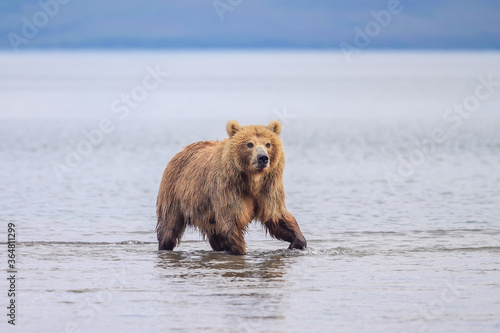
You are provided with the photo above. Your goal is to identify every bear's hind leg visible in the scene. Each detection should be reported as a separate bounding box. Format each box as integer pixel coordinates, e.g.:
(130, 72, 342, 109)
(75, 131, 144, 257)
(158, 231, 179, 251)
(157, 212, 186, 251)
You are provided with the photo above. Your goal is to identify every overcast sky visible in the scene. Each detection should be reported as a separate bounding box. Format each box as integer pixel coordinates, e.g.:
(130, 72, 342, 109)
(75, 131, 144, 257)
(1, 0, 499, 51)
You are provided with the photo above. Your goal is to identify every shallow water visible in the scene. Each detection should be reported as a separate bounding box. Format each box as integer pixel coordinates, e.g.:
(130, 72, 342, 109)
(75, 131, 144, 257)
(1, 51, 500, 332)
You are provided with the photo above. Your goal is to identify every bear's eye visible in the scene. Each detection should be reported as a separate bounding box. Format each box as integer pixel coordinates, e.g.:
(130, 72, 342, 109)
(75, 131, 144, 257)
(247, 142, 254, 148)
(266, 143, 271, 148)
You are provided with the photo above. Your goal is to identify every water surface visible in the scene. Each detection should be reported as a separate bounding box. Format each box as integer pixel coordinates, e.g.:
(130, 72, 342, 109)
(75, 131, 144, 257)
(1, 51, 500, 332)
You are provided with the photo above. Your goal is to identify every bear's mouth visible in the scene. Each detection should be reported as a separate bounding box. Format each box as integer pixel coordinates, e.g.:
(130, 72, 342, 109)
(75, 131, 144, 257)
(252, 163, 269, 171)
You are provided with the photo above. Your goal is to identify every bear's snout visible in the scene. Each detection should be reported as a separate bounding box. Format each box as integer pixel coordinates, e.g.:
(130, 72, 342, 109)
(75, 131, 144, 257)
(257, 154, 269, 166)
(252, 146, 270, 169)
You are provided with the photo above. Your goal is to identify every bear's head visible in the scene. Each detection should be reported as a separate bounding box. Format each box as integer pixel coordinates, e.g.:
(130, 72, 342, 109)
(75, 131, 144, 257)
(225, 120, 284, 175)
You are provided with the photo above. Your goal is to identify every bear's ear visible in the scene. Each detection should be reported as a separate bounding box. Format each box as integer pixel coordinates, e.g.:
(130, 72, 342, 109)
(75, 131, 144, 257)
(267, 120, 282, 135)
(226, 120, 242, 138)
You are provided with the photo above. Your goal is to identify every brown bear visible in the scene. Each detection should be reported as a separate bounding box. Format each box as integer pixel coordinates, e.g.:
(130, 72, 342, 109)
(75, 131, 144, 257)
(156, 120, 306, 255)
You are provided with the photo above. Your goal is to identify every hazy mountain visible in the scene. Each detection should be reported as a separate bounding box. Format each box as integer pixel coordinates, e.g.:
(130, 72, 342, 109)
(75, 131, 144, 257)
(1, 0, 499, 50)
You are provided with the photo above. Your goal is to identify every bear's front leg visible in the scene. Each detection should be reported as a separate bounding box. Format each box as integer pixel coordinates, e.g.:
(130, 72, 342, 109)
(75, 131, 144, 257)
(264, 212, 307, 250)
(224, 229, 247, 255)
(208, 233, 225, 252)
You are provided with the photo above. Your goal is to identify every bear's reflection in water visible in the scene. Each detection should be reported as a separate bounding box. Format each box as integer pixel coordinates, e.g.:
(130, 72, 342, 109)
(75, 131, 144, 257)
(156, 249, 286, 281)
(156, 249, 289, 328)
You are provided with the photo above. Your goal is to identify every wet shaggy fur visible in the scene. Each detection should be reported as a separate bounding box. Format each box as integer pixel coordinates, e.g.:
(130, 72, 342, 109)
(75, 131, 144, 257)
(156, 120, 307, 255)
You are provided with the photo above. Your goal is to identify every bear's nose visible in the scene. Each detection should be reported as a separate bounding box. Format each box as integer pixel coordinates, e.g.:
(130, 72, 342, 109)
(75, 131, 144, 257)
(257, 154, 269, 165)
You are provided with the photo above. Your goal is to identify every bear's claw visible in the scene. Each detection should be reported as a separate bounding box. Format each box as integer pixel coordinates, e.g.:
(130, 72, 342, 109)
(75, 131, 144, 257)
(289, 237, 307, 250)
